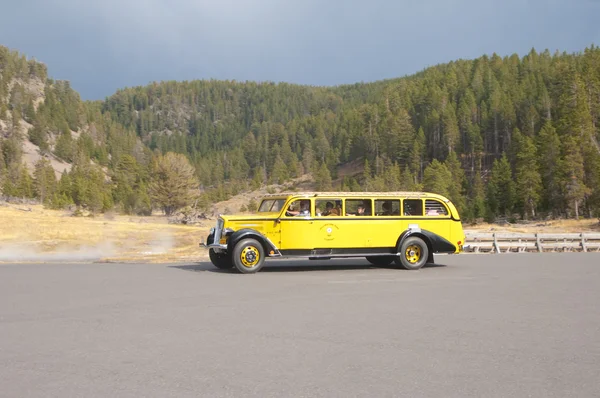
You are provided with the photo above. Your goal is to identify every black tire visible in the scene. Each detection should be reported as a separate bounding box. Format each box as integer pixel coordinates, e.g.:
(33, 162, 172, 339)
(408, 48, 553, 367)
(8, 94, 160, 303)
(395, 236, 429, 270)
(232, 238, 266, 274)
(365, 256, 395, 266)
(209, 248, 233, 270)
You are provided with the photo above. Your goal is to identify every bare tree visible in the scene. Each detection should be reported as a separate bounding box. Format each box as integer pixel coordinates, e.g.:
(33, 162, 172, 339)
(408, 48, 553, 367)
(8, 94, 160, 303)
(149, 152, 198, 216)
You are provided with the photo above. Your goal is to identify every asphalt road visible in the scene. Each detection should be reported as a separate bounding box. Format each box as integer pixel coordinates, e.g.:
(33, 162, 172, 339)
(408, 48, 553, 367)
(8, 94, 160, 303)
(1, 253, 600, 398)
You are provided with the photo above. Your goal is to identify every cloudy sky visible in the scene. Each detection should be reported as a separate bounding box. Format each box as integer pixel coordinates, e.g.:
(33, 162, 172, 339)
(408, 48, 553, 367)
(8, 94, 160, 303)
(1, 0, 599, 100)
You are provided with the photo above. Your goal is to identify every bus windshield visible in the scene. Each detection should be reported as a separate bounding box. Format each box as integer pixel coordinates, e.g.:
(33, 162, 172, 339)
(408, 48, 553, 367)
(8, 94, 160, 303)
(258, 199, 287, 213)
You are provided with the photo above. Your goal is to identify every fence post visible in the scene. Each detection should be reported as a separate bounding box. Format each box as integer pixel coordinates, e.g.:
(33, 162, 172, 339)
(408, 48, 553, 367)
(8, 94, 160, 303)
(493, 233, 499, 254)
(536, 233, 542, 252)
(581, 233, 587, 252)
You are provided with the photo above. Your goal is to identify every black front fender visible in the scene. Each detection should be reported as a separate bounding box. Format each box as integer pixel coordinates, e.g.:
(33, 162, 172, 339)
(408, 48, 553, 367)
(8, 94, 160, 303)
(227, 229, 279, 255)
(206, 232, 215, 246)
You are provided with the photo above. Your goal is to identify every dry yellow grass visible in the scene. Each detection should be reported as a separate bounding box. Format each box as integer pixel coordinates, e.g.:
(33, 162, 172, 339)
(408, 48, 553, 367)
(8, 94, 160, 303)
(0, 203, 212, 263)
(465, 218, 600, 234)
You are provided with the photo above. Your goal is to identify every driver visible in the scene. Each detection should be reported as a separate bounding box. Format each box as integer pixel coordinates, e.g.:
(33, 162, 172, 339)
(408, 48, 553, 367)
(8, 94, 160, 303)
(286, 200, 310, 216)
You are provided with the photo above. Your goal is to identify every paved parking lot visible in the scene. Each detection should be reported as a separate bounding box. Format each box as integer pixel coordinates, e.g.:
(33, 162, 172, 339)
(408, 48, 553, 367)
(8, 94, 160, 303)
(1, 253, 600, 397)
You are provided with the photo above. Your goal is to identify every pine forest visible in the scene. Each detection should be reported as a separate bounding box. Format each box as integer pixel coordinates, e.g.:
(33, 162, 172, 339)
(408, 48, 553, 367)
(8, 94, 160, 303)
(1, 44, 600, 222)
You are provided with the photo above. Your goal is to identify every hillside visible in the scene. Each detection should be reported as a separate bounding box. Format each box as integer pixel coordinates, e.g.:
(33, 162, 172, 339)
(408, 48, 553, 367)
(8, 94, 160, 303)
(0, 45, 151, 213)
(1, 44, 600, 223)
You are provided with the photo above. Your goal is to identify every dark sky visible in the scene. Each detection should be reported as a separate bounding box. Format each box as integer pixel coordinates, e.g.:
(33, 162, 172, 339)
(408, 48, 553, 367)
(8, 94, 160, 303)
(1, 0, 599, 100)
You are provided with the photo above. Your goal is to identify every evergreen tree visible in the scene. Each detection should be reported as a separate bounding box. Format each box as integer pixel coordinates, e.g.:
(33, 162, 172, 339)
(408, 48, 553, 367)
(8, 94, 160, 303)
(423, 160, 452, 197)
(28, 122, 49, 152)
(270, 155, 289, 185)
(383, 161, 402, 191)
(33, 158, 57, 203)
(585, 152, 600, 217)
(514, 130, 542, 219)
(443, 104, 460, 155)
(24, 99, 36, 123)
(362, 158, 372, 191)
(486, 155, 515, 218)
(54, 130, 74, 162)
(402, 165, 422, 191)
(15, 164, 34, 198)
(561, 135, 589, 218)
(135, 182, 152, 215)
(409, 127, 426, 180)
(112, 154, 141, 213)
(2, 176, 15, 197)
(536, 121, 562, 216)
(469, 171, 486, 220)
(57, 170, 72, 199)
(444, 151, 466, 214)
(315, 162, 332, 191)
(0, 140, 5, 187)
(2, 136, 22, 167)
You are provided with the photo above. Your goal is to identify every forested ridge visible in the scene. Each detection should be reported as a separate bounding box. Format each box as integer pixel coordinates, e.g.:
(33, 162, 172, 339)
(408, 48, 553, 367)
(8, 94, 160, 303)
(2, 43, 600, 221)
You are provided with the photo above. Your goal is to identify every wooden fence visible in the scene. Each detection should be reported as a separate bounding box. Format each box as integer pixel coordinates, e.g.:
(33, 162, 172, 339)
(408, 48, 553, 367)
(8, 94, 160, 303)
(464, 232, 600, 253)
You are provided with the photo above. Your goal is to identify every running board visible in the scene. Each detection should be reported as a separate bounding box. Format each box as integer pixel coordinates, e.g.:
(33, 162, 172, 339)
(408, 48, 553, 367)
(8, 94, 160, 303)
(303, 253, 400, 259)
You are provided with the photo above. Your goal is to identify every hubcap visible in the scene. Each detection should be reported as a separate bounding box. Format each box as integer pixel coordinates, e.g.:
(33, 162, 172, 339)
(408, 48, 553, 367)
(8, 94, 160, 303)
(240, 246, 260, 267)
(405, 245, 421, 264)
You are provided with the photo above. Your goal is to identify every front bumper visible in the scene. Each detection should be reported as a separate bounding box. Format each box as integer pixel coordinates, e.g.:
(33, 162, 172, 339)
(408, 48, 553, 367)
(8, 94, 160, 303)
(199, 242, 227, 250)
(199, 228, 228, 251)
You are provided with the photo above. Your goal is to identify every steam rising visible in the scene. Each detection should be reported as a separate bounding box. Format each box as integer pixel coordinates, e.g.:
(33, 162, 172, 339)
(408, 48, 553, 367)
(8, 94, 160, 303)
(0, 242, 117, 263)
(0, 231, 177, 263)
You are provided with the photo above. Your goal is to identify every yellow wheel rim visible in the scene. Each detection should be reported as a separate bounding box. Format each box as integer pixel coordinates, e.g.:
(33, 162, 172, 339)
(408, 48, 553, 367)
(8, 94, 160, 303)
(240, 246, 260, 268)
(405, 245, 421, 264)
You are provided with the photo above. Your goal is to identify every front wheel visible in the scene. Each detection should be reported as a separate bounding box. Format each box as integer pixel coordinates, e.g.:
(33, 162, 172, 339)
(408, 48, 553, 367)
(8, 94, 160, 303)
(232, 238, 266, 274)
(209, 249, 233, 269)
(395, 236, 429, 270)
(365, 256, 395, 266)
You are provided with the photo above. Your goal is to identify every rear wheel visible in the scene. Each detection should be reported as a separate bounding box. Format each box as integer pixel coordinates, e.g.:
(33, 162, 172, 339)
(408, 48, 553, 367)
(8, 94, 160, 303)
(395, 236, 429, 270)
(365, 256, 395, 266)
(232, 238, 265, 274)
(209, 249, 233, 270)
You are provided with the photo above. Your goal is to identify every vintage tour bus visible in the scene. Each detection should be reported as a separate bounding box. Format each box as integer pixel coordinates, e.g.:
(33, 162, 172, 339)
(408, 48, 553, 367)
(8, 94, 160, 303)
(201, 191, 466, 273)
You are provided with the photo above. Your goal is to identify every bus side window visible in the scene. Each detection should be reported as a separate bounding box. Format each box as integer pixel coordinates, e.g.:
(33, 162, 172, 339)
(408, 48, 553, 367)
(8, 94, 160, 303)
(425, 199, 448, 216)
(345, 199, 372, 216)
(285, 199, 311, 217)
(375, 199, 400, 216)
(403, 199, 423, 216)
(316, 199, 342, 216)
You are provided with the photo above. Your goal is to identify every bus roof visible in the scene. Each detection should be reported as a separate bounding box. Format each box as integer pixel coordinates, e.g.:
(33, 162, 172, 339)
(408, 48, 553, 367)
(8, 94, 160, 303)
(261, 191, 450, 201)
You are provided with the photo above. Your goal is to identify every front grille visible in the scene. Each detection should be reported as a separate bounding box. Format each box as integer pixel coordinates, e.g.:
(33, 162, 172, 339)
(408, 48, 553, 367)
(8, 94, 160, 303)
(214, 218, 224, 242)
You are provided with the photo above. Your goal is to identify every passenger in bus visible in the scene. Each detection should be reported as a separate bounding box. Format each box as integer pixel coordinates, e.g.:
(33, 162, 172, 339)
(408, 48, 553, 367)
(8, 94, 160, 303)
(362, 200, 372, 216)
(381, 201, 393, 216)
(357, 201, 371, 216)
(322, 201, 340, 216)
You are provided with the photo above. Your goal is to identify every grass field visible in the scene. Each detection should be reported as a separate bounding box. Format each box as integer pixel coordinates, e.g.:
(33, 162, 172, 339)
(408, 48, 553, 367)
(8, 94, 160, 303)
(0, 203, 211, 263)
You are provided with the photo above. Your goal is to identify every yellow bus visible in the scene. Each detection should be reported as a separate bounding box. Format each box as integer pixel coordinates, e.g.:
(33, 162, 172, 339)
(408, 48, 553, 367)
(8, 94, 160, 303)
(201, 191, 466, 273)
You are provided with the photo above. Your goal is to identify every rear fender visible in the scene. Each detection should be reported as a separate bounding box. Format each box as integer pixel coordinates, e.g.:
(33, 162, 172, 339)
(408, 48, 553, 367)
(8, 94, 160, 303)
(396, 228, 457, 263)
